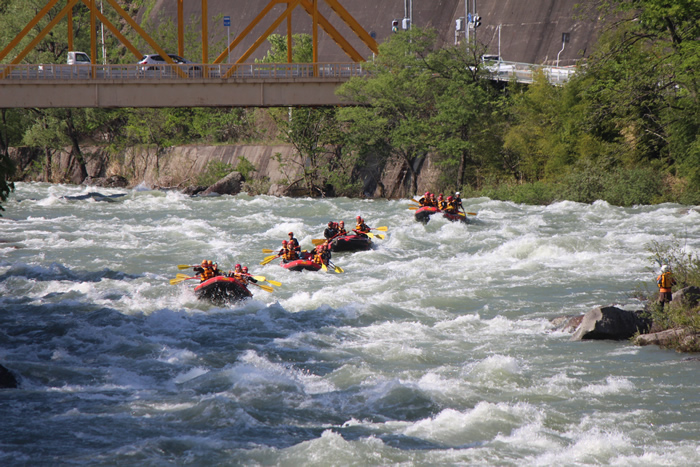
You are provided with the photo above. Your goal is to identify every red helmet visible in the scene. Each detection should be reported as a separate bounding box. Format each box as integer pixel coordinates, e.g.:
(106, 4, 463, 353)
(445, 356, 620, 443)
(235, 264, 241, 268)
(242, 266, 248, 272)
(282, 240, 288, 245)
(438, 194, 444, 198)
(201, 260, 207, 265)
(356, 215, 362, 220)
(288, 232, 293, 236)
(424, 192, 429, 196)
(447, 196, 454, 201)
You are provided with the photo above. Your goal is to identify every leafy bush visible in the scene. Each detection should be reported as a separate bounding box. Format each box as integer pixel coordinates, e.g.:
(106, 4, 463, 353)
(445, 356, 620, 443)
(234, 156, 256, 180)
(196, 161, 233, 186)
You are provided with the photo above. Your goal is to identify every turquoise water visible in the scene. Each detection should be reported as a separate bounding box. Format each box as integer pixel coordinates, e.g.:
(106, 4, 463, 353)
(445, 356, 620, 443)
(1, 182, 699, 465)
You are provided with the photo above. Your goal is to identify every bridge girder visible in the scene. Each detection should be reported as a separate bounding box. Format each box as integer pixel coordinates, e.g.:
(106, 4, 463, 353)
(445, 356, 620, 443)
(0, 0, 378, 80)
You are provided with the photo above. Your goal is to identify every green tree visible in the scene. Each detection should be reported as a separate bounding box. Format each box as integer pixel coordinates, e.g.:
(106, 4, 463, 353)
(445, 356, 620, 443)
(584, 0, 700, 191)
(338, 29, 442, 196)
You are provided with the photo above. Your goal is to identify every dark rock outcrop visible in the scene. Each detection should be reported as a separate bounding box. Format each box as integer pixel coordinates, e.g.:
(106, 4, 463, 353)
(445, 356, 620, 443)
(671, 286, 700, 309)
(201, 172, 243, 196)
(0, 364, 18, 389)
(181, 185, 208, 196)
(571, 306, 652, 341)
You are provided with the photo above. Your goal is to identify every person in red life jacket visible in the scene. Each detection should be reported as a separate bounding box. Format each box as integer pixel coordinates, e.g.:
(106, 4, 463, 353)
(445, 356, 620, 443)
(281, 240, 299, 262)
(656, 264, 677, 308)
(196, 260, 216, 282)
(354, 216, 371, 238)
(228, 263, 243, 279)
(278, 240, 290, 262)
(437, 193, 447, 211)
(313, 243, 332, 267)
(337, 221, 347, 237)
(444, 196, 458, 214)
(241, 266, 257, 284)
(324, 221, 338, 239)
(329, 220, 347, 242)
(418, 192, 430, 206)
(429, 193, 438, 207)
(313, 244, 325, 265)
(453, 191, 464, 212)
(287, 232, 300, 253)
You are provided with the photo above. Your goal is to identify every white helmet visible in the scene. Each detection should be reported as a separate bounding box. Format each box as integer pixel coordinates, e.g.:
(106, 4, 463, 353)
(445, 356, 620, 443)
(661, 264, 669, 273)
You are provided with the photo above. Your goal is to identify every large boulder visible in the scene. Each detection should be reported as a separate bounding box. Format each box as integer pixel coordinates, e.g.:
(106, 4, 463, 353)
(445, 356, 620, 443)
(0, 364, 18, 389)
(671, 286, 700, 309)
(571, 305, 652, 341)
(201, 172, 243, 196)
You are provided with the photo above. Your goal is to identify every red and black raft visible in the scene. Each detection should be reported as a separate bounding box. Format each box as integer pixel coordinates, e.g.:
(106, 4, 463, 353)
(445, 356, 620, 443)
(414, 206, 468, 224)
(328, 234, 372, 252)
(194, 276, 253, 304)
(280, 252, 322, 272)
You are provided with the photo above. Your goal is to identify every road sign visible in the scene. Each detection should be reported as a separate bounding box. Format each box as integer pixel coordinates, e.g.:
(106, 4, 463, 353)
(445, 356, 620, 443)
(223, 16, 230, 27)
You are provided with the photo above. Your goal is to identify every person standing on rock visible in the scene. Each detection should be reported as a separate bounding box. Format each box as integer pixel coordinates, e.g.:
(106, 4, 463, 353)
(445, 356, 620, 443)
(656, 264, 676, 308)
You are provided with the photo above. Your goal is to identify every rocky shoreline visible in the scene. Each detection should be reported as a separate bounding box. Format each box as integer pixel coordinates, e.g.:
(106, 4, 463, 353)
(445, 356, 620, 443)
(553, 286, 700, 351)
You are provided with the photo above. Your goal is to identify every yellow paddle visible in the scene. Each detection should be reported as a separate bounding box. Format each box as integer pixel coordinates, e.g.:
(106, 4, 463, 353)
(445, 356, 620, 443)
(260, 255, 280, 266)
(408, 206, 418, 210)
(312, 238, 327, 246)
(177, 264, 197, 270)
(372, 226, 388, 231)
(249, 282, 274, 293)
(262, 248, 275, 254)
(321, 263, 328, 272)
(329, 261, 344, 273)
(251, 275, 282, 287)
(169, 274, 199, 285)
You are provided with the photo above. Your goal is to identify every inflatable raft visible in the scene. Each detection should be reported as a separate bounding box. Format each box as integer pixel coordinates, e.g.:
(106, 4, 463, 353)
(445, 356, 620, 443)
(329, 234, 372, 252)
(414, 206, 468, 224)
(194, 276, 252, 304)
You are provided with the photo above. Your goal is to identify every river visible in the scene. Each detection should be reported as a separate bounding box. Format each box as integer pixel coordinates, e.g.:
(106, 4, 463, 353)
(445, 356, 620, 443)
(1, 182, 699, 465)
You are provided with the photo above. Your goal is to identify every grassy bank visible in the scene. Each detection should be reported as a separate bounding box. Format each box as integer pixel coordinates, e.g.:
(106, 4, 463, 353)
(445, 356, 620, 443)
(459, 167, 700, 207)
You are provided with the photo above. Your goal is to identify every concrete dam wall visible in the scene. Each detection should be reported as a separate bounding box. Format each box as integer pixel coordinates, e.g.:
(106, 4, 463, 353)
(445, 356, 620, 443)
(145, 0, 602, 66)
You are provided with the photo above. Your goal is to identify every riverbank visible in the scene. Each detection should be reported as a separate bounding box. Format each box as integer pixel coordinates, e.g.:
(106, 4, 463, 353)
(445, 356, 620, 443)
(8, 143, 443, 199)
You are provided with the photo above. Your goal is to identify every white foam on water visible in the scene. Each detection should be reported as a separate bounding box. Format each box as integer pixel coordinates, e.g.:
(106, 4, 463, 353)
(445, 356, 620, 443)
(580, 376, 636, 396)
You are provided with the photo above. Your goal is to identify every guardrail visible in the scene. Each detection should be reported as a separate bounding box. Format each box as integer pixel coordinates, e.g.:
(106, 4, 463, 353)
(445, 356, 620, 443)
(0, 60, 576, 85)
(479, 60, 577, 85)
(0, 62, 367, 81)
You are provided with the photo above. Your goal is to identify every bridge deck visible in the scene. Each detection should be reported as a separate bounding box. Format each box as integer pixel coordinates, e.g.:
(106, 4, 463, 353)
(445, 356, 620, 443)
(0, 62, 575, 108)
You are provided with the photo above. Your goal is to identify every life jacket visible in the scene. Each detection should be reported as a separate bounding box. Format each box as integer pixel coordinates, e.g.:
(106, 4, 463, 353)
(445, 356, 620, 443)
(200, 267, 215, 282)
(288, 238, 300, 251)
(356, 221, 370, 233)
(657, 272, 674, 290)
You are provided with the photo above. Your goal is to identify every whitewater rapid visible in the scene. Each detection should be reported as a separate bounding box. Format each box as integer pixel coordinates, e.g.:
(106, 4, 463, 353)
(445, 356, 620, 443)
(1, 182, 698, 465)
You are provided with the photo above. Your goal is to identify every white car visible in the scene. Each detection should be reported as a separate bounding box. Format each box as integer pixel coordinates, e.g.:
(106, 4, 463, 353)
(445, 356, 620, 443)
(480, 55, 514, 75)
(138, 54, 201, 75)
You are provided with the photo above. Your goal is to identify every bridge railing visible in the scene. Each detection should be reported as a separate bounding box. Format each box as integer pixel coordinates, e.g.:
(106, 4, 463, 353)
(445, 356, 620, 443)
(1, 60, 576, 85)
(0, 62, 367, 81)
(478, 60, 577, 85)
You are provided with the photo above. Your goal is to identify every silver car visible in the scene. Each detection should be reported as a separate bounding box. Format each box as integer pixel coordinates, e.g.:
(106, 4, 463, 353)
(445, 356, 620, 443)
(138, 54, 200, 76)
